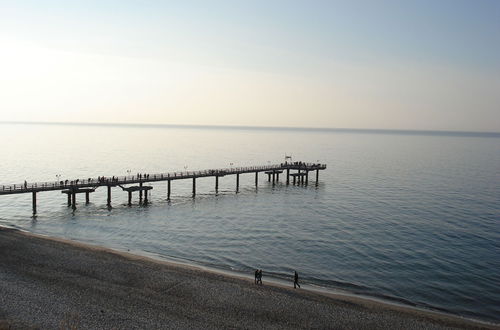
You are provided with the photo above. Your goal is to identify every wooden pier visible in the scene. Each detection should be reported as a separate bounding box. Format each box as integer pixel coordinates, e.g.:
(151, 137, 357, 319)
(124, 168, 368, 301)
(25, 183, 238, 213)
(0, 162, 326, 215)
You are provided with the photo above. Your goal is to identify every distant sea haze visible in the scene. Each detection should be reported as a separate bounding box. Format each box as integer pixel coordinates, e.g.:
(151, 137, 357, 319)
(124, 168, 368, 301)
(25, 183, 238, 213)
(0, 123, 499, 323)
(1, 120, 499, 138)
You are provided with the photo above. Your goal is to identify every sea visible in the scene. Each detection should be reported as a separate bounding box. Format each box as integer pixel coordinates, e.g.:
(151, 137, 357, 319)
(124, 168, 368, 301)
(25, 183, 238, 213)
(0, 122, 499, 324)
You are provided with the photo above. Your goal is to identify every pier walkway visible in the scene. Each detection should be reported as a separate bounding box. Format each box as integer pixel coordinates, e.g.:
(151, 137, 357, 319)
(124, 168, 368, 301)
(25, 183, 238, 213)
(0, 162, 326, 214)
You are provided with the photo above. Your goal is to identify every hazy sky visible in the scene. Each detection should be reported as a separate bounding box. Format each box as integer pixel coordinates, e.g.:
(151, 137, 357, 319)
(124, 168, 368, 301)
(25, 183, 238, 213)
(1, 0, 499, 131)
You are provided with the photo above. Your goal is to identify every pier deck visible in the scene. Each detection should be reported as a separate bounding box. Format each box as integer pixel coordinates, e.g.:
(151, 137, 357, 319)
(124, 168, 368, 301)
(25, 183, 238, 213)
(0, 162, 326, 214)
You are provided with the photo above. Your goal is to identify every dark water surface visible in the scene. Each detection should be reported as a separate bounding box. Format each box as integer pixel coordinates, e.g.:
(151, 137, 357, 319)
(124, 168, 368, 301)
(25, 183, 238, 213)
(0, 123, 499, 323)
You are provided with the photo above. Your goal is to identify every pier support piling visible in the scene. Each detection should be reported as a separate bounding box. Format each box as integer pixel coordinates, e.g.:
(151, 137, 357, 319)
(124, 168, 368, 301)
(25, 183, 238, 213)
(167, 180, 171, 201)
(128, 191, 132, 206)
(32, 192, 37, 215)
(67, 194, 71, 206)
(192, 177, 196, 197)
(107, 186, 111, 207)
(236, 173, 240, 193)
(267, 173, 271, 182)
(305, 171, 309, 185)
(316, 169, 319, 185)
(72, 193, 76, 210)
(215, 176, 219, 194)
(255, 172, 258, 187)
(85, 191, 90, 204)
(139, 182, 143, 204)
(286, 169, 290, 185)
(144, 190, 148, 205)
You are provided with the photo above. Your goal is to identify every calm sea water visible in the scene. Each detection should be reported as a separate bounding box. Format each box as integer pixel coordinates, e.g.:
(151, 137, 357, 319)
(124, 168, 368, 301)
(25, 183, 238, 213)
(0, 123, 499, 323)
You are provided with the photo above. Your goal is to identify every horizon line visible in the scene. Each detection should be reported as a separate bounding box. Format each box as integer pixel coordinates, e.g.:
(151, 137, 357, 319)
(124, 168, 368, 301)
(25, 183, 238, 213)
(1, 120, 499, 137)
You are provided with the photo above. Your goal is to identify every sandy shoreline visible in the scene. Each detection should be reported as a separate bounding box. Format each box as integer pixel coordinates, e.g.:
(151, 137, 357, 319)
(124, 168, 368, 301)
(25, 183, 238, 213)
(0, 226, 497, 329)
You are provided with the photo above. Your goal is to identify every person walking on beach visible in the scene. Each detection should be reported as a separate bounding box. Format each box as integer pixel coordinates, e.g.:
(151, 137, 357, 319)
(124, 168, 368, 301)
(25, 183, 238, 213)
(256, 269, 263, 285)
(254, 269, 259, 284)
(294, 270, 300, 289)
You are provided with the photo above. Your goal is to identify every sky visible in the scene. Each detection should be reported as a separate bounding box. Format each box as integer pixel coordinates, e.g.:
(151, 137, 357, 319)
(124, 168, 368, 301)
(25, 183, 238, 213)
(0, 0, 499, 132)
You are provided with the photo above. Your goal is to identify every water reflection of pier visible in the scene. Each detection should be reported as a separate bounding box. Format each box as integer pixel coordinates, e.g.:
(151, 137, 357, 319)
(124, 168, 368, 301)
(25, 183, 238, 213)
(0, 162, 326, 214)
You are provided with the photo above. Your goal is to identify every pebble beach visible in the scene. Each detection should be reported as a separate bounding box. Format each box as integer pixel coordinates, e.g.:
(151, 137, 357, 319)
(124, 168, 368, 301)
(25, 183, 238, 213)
(0, 226, 497, 329)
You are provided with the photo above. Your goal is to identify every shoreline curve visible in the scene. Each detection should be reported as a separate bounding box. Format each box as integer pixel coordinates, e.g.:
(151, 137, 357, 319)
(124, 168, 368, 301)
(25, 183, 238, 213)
(0, 225, 498, 329)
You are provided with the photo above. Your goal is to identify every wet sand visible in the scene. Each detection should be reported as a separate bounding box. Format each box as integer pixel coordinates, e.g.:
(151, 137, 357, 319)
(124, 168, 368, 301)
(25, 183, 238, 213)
(0, 226, 497, 329)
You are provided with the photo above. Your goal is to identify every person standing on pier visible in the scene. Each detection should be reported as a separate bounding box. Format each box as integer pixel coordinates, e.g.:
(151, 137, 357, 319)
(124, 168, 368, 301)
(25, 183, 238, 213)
(294, 271, 300, 289)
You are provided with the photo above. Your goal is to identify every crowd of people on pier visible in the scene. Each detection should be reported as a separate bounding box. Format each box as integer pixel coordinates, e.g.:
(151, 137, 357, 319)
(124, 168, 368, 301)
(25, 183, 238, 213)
(3, 172, 168, 191)
(281, 161, 323, 168)
(97, 176, 120, 183)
